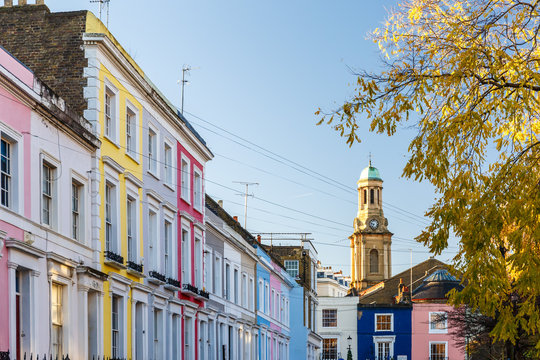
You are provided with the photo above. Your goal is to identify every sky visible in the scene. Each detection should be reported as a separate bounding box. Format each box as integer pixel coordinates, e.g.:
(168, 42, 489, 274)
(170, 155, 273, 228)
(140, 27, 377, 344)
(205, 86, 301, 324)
(48, 0, 459, 276)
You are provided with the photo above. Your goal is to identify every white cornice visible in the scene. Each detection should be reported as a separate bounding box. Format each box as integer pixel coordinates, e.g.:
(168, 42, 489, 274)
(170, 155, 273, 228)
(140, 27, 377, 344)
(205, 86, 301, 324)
(82, 34, 213, 162)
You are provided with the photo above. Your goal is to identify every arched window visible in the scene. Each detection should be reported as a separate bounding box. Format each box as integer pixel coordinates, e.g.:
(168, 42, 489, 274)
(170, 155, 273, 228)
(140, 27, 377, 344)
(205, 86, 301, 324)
(370, 249, 379, 273)
(377, 189, 380, 205)
(363, 189, 367, 204)
(370, 189, 374, 204)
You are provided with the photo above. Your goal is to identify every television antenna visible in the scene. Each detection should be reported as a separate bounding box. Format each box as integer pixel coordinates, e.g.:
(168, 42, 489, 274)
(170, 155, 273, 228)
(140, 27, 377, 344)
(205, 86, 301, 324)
(90, 0, 111, 28)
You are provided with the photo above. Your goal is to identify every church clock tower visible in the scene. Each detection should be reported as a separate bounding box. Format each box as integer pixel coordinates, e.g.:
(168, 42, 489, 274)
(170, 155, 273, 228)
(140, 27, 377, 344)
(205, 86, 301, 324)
(350, 162, 392, 291)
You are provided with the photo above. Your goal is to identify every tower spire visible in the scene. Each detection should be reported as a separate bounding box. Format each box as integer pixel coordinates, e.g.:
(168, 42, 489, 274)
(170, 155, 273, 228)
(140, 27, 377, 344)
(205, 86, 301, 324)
(369, 152, 372, 167)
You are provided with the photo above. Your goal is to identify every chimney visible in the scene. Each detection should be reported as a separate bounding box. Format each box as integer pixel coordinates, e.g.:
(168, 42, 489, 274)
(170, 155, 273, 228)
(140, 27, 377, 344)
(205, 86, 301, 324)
(19, 0, 26, 4)
(233, 216, 238, 222)
(4, 0, 13, 6)
(396, 278, 411, 304)
(218, 200, 223, 208)
(257, 235, 261, 243)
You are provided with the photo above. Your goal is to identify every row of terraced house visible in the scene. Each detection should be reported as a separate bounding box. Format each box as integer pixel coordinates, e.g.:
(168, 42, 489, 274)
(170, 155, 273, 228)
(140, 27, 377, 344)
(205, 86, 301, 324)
(0, 1, 321, 359)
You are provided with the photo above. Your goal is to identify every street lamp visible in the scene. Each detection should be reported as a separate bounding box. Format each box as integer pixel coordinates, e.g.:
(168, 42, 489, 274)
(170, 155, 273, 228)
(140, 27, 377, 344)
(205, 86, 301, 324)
(347, 335, 353, 360)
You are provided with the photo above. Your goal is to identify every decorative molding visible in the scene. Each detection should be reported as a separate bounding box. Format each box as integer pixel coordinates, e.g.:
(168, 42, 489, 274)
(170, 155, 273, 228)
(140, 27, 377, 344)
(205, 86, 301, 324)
(102, 155, 125, 174)
(5, 238, 46, 258)
(124, 171, 143, 188)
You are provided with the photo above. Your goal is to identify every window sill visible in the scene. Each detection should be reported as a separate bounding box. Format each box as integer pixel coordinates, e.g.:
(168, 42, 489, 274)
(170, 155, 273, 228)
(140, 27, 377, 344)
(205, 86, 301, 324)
(125, 151, 140, 163)
(163, 182, 175, 192)
(180, 195, 191, 206)
(103, 135, 120, 149)
(147, 169, 160, 181)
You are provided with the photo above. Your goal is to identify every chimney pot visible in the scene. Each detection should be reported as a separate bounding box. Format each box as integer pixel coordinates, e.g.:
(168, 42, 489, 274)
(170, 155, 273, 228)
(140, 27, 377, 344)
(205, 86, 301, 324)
(36, 0, 44, 3)
(233, 216, 238, 222)
(19, 0, 27, 4)
(257, 235, 261, 243)
(4, 0, 13, 6)
(218, 200, 223, 208)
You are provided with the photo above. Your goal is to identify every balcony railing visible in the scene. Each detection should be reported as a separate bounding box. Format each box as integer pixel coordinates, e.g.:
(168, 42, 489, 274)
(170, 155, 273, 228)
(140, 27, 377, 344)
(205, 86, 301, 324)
(167, 277, 181, 288)
(183, 283, 199, 295)
(199, 289, 210, 299)
(105, 250, 124, 264)
(127, 261, 143, 273)
(149, 270, 166, 282)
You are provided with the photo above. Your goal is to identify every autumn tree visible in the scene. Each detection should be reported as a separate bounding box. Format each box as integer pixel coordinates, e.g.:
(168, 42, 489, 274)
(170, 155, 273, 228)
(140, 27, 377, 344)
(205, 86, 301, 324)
(318, 0, 540, 352)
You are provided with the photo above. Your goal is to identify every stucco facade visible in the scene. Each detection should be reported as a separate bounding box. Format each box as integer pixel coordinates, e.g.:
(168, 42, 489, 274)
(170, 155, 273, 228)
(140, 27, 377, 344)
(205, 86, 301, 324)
(0, 43, 103, 360)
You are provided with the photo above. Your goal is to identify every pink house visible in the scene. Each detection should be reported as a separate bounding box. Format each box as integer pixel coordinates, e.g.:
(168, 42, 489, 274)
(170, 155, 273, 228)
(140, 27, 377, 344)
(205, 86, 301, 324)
(0, 45, 33, 355)
(411, 269, 465, 360)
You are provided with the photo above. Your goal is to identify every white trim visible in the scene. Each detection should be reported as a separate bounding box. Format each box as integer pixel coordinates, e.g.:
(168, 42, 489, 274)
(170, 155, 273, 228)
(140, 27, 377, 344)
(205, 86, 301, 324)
(0, 123, 23, 214)
(103, 78, 120, 146)
(147, 122, 160, 179)
(180, 154, 191, 204)
(429, 341, 448, 359)
(374, 313, 394, 332)
(40, 151, 60, 229)
(372, 335, 396, 360)
(193, 166, 203, 213)
(124, 99, 139, 161)
(163, 138, 175, 189)
(429, 311, 448, 334)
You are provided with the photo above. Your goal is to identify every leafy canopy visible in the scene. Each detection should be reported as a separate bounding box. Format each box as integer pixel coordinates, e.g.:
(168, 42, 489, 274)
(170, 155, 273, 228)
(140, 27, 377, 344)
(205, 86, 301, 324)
(318, 0, 540, 349)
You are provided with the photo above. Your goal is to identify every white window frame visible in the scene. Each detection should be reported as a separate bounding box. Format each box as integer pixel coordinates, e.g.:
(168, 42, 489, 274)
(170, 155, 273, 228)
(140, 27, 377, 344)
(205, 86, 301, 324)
(193, 166, 203, 212)
(125, 192, 138, 264)
(284, 260, 299, 278)
(322, 309, 338, 328)
(71, 176, 85, 242)
(103, 80, 119, 144)
(125, 101, 139, 160)
(224, 262, 231, 301)
(258, 279, 264, 311)
(181, 221, 192, 285)
(214, 254, 222, 296)
(264, 282, 269, 315)
(51, 282, 65, 359)
(241, 273, 248, 308)
(429, 341, 448, 360)
(375, 313, 394, 332)
(234, 267, 239, 304)
(180, 154, 191, 204)
(163, 140, 175, 188)
(147, 124, 159, 177)
(249, 276, 254, 311)
(194, 230, 203, 289)
(373, 335, 395, 360)
(111, 294, 126, 359)
(147, 201, 160, 273)
(164, 211, 176, 279)
(0, 131, 18, 211)
(41, 153, 60, 229)
(429, 311, 448, 334)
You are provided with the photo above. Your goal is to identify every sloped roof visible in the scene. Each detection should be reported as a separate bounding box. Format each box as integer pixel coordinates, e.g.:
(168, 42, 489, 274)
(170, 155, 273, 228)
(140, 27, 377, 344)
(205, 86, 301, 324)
(412, 269, 463, 301)
(358, 258, 448, 305)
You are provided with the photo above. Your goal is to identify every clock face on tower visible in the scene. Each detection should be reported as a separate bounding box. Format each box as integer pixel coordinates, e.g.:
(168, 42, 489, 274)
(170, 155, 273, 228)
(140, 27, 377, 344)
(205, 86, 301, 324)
(369, 218, 379, 230)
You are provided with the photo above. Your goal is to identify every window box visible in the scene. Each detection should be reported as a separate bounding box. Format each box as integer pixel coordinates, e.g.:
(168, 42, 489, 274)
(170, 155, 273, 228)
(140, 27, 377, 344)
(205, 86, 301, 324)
(149, 270, 166, 283)
(198, 289, 210, 300)
(165, 277, 181, 291)
(105, 251, 125, 269)
(127, 261, 143, 273)
(182, 283, 199, 296)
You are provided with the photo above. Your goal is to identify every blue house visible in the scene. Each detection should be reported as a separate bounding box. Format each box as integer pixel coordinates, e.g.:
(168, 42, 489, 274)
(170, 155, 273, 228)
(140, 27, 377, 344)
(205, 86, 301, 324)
(357, 304, 412, 360)
(356, 258, 449, 360)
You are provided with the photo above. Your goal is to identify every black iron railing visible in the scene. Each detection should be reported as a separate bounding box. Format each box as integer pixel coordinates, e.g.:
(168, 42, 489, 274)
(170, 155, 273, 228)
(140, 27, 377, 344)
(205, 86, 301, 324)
(0, 352, 72, 360)
(183, 283, 199, 294)
(149, 271, 166, 282)
(105, 251, 124, 264)
(199, 289, 210, 299)
(167, 277, 181, 288)
(127, 261, 143, 273)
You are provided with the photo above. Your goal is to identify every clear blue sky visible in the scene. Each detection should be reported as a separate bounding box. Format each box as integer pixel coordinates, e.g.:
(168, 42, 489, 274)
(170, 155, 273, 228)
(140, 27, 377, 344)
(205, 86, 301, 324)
(49, 0, 459, 275)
